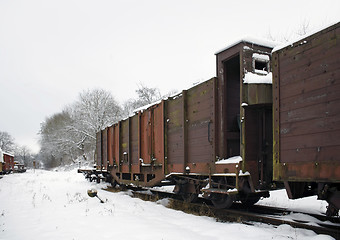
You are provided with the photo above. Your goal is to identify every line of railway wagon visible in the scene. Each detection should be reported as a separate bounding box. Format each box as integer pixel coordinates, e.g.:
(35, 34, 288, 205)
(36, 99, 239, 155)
(0, 149, 14, 174)
(0, 149, 26, 174)
(81, 22, 340, 216)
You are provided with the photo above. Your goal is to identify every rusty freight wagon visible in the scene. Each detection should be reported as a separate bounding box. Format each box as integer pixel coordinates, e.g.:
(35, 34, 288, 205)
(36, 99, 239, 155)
(1, 151, 15, 174)
(0, 148, 2, 173)
(95, 38, 277, 208)
(272, 22, 340, 216)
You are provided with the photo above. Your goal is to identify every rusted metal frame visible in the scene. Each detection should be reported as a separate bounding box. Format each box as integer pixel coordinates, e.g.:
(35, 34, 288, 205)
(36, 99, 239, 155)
(103, 129, 107, 170)
(148, 110, 152, 163)
(217, 54, 225, 159)
(95, 131, 100, 170)
(128, 117, 131, 173)
(114, 124, 119, 168)
(234, 50, 243, 190)
(102, 128, 108, 171)
(215, 55, 220, 160)
(163, 100, 168, 175)
(279, 162, 340, 182)
(100, 130, 104, 171)
(239, 48, 246, 172)
(272, 51, 281, 181)
(235, 163, 240, 190)
(174, 175, 207, 189)
(207, 77, 219, 187)
(118, 122, 122, 173)
(221, 58, 228, 158)
(212, 78, 217, 157)
(182, 90, 188, 174)
(138, 112, 142, 173)
(107, 127, 112, 168)
(111, 125, 116, 169)
(113, 125, 117, 168)
(150, 108, 154, 166)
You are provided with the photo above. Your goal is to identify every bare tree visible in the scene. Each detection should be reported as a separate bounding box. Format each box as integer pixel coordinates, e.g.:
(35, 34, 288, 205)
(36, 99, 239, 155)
(296, 19, 310, 36)
(135, 82, 162, 106)
(38, 88, 123, 167)
(39, 111, 77, 167)
(122, 98, 140, 118)
(15, 145, 35, 167)
(72, 88, 123, 133)
(122, 82, 165, 117)
(265, 20, 312, 43)
(0, 131, 15, 152)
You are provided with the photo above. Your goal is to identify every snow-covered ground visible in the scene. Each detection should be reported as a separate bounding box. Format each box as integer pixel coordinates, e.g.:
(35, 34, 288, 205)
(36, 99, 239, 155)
(257, 189, 328, 215)
(0, 169, 335, 240)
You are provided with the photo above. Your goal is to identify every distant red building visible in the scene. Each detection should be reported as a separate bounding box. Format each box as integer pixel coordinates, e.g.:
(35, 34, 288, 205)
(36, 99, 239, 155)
(1, 151, 15, 173)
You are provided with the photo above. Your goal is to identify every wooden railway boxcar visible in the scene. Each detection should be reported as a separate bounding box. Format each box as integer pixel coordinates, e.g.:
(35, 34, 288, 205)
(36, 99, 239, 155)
(272, 22, 340, 215)
(215, 37, 277, 191)
(96, 79, 217, 188)
(0, 148, 2, 173)
(88, 22, 340, 214)
(95, 37, 278, 207)
(1, 151, 15, 174)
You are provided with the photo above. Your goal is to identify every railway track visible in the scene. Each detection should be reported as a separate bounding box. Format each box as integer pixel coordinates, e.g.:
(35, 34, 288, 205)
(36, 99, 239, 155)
(104, 186, 340, 239)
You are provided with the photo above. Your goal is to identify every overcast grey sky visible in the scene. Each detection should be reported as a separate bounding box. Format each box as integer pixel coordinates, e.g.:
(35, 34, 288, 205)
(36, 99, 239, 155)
(0, 0, 339, 153)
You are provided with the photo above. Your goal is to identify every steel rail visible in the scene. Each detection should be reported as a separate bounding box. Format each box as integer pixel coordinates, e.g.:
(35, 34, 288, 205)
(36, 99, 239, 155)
(104, 186, 340, 239)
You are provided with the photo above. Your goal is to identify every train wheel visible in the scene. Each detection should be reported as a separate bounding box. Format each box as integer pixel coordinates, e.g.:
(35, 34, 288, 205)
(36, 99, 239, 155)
(182, 192, 198, 203)
(211, 193, 234, 209)
(176, 180, 199, 203)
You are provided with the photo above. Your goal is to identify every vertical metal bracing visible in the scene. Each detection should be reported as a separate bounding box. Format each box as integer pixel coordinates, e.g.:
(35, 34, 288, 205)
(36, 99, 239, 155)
(212, 77, 218, 170)
(128, 118, 131, 173)
(150, 109, 154, 163)
(182, 90, 188, 173)
(118, 122, 122, 173)
(163, 100, 168, 175)
(138, 112, 142, 172)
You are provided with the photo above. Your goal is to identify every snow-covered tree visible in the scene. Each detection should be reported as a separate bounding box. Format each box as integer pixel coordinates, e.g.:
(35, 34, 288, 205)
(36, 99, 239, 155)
(135, 82, 162, 106)
(0, 131, 15, 152)
(122, 82, 173, 117)
(15, 145, 35, 167)
(39, 89, 123, 167)
(72, 88, 122, 134)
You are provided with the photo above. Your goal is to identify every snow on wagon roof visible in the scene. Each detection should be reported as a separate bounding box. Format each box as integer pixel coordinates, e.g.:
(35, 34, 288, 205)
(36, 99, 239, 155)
(215, 36, 279, 55)
(3, 151, 14, 157)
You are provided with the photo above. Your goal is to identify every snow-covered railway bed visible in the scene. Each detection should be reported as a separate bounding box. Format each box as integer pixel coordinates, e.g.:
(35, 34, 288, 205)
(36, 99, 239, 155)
(107, 186, 340, 239)
(1, 169, 337, 240)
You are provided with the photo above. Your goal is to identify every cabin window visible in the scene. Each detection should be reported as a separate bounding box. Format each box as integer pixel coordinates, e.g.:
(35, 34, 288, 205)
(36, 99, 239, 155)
(255, 60, 268, 72)
(252, 53, 270, 74)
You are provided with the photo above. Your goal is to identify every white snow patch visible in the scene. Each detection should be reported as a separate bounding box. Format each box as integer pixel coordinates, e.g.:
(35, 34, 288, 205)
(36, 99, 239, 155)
(0, 170, 335, 240)
(244, 72, 272, 84)
(215, 36, 279, 55)
(215, 156, 242, 164)
(257, 189, 328, 215)
(252, 53, 270, 61)
(0, 147, 3, 163)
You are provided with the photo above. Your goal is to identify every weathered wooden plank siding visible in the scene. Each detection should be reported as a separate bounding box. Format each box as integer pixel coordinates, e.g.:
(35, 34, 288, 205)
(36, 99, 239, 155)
(273, 22, 340, 181)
